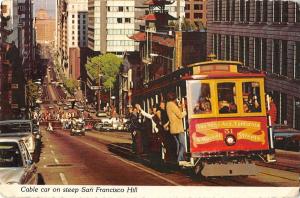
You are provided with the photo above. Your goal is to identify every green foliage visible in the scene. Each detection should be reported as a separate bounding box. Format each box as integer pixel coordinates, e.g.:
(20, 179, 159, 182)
(64, 78, 79, 95)
(26, 80, 39, 106)
(85, 53, 122, 90)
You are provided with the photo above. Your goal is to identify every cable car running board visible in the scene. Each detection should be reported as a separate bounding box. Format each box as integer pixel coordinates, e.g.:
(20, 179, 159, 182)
(201, 162, 257, 177)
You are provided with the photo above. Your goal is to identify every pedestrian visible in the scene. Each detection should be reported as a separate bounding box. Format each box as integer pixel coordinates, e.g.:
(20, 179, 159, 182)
(268, 94, 277, 126)
(128, 105, 143, 155)
(166, 92, 188, 166)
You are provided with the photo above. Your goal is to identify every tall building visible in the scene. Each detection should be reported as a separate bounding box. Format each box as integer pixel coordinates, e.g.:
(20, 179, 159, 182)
(87, 0, 185, 55)
(185, 0, 207, 27)
(207, 0, 300, 129)
(57, 0, 88, 79)
(35, 9, 56, 44)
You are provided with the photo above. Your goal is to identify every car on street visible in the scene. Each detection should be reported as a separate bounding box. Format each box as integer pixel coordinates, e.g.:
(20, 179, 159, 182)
(63, 106, 69, 110)
(0, 137, 38, 184)
(0, 120, 37, 154)
(57, 101, 63, 106)
(70, 118, 85, 136)
(274, 126, 300, 151)
(96, 111, 107, 117)
(48, 105, 54, 110)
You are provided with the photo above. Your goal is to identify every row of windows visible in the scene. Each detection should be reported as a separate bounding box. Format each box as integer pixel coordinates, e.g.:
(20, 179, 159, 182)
(212, 34, 300, 79)
(107, 17, 133, 24)
(72, 14, 86, 19)
(214, 0, 300, 23)
(107, 6, 134, 12)
(107, 40, 135, 46)
(185, 4, 204, 10)
(107, 29, 134, 35)
(185, 13, 203, 19)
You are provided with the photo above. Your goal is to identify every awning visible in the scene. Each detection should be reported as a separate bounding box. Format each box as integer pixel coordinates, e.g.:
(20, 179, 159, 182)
(129, 32, 146, 42)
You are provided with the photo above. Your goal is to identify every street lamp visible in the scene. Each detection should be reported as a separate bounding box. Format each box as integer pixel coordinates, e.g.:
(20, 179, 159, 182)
(98, 74, 103, 111)
(111, 96, 116, 108)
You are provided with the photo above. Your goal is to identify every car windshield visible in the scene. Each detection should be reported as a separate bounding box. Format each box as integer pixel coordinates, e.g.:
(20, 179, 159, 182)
(0, 123, 31, 134)
(0, 142, 23, 167)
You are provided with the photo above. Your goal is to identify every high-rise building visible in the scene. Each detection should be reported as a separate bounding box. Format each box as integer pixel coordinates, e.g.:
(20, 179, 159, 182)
(207, 0, 300, 129)
(57, 0, 88, 79)
(35, 9, 56, 44)
(87, 0, 185, 55)
(185, 0, 207, 27)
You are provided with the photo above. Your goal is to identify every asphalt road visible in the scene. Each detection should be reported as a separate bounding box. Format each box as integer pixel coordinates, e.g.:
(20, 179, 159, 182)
(35, 128, 300, 186)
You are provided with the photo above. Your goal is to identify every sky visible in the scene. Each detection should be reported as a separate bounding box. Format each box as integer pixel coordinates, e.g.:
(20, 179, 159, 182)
(34, 0, 56, 18)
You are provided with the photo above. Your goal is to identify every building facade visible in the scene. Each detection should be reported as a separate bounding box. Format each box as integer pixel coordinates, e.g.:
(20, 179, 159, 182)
(185, 0, 207, 27)
(207, 0, 300, 129)
(35, 9, 56, 44)
(57, 0, 88, 79)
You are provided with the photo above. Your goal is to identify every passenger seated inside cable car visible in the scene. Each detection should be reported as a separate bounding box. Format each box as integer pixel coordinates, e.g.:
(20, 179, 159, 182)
(242, 82, 262, 113)
(192, 83, 212, 114)
(217, 82, 237, 114)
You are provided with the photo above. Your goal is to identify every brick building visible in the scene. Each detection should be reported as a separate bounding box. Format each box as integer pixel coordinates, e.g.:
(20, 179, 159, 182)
(207, 0, 300, 129)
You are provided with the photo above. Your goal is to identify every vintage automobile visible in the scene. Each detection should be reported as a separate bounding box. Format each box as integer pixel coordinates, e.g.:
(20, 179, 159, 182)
(0, 137, 38, 184)
(70, 118, 85, 136)
(274, 125, 300, 151)
(0, 120, 37, 154)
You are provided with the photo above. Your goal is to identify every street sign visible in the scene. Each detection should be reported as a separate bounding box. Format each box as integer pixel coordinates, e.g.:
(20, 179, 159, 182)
(90, 86, 101, 90)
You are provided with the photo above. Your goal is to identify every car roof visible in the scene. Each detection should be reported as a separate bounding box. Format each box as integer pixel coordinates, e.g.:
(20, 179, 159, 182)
(0, 136, 23, 142)
(0, 120, 32, 124)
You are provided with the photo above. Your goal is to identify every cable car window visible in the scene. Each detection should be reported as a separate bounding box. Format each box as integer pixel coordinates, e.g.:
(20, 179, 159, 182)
(242, 82, 262, 113)
(190, 82, 212, 115)
(217, 82, 237, 114)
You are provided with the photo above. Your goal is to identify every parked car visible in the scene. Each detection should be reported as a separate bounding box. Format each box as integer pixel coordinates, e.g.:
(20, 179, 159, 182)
(96, 111, 107, 117)
(85, 122, 93, 131)
(274, 125, 300, 151)
(0, 137, 38, 184)
(57, 101, 63, 106)
(0, 120, 37, 154)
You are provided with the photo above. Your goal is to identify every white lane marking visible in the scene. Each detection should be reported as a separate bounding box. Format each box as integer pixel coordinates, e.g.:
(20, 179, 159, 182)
(59, 173, 68, 185)
(54, 158, 59, 164)
(75, 138, 180, 186)
(51, 150, 55, 155)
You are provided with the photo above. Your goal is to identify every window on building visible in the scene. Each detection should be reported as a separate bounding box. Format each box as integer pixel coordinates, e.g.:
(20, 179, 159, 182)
(239, 36, 244, 63)
(107, 6, 110, 11)
(262, 0, 268, 22)
(273, 1, 281, 22)
(83, 20, 86, 24)
(72, 15, 75, 18)
(225, 35, 230, 60)
(72, 20, 75, 24)
(194, 4, 200, 10)
(185, 4, 190, 10)
(83, 15, 86, 19)
(280, 93, 287, 125)
(185, 13, 190, 18)
(214, 0, 218, 21)
(262, 38, 267, 71)
(225, 0, 230, 21)
(294, 97, 300, 130)
(294, 42, 300, 79)
(218, 0, 222, 21)
(296, 2, 300, 22)
(217, 34, 222, 59)
(244, 37, 249, 66)
(281, 40, 288, 76)
(240, 0, 245, 21)
(72, 31, 74, 34)
(273, 39, 280, 74)
(125, 18, 131, 23)
(231, 0, 235, 21)
(254, 38, 262, 70)
(245, 0, 250, 22)
(118, 6, 123, 12)
(282, 1, 288, 22)
(255, 1, 261, 22)
(213, 34, 218, 56)
(230, 35, 235, 60)
(194, 13, 203, 19)
(117, 18, 122, 23)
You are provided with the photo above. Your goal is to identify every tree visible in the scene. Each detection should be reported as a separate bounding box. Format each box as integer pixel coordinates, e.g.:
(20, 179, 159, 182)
(26, 80, 39, 106)
(85, 53, 122, 90)
(64, 78, 79, 95)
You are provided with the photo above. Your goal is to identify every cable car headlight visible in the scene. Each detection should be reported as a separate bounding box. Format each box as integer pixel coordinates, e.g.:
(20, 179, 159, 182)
(225, 134, 236, 146)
